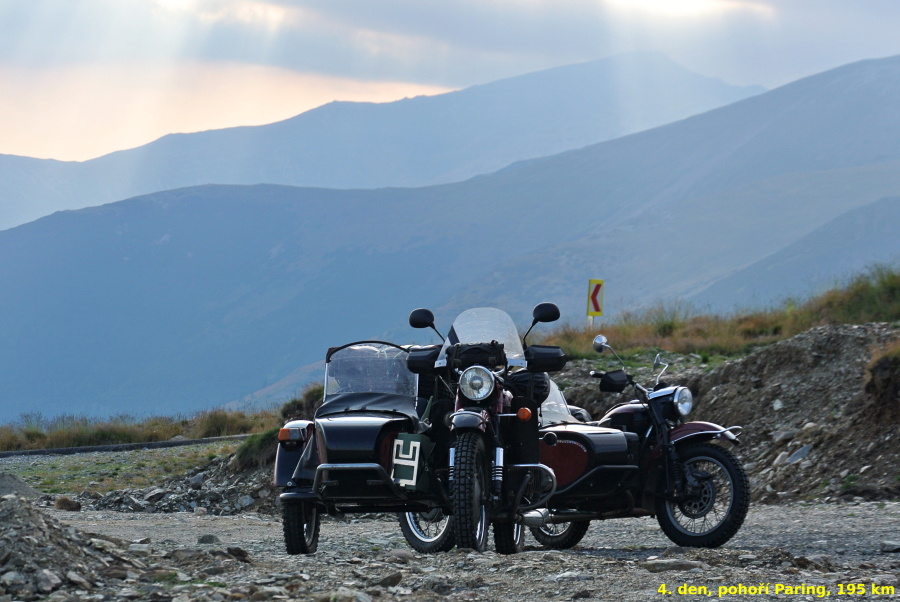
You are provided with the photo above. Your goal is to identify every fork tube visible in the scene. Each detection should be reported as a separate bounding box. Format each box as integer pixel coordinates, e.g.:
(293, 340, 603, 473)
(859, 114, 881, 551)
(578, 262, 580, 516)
(493, 447, 504, 494)
(448, 448, 456, 482)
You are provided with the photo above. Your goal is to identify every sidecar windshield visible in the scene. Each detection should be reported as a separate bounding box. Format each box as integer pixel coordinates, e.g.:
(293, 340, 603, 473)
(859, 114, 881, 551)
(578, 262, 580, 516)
(324, 343, 417, 397)
(438, 307, 525, 363)
(538, 380, 580, 426)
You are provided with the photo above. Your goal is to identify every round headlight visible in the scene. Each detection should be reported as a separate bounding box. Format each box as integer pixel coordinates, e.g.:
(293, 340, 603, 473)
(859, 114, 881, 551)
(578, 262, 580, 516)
(674, 387, 693, 417)
(459, 366, 495, 401)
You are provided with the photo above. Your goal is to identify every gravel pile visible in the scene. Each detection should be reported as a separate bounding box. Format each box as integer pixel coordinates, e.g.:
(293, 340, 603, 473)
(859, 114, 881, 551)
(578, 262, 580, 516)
(557, 322, 900, 504)
(0, 473, 40, 499)
(0, 494, 147, 600)
(81, 456, 275, 516)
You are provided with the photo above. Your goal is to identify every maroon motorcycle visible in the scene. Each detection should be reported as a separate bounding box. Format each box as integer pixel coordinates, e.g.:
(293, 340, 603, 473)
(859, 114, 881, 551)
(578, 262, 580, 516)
(525, 335, 750, 549)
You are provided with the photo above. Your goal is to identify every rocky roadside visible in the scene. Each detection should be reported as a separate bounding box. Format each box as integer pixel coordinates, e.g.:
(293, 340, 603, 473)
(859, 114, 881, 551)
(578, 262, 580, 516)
(1, 495, 898, 601)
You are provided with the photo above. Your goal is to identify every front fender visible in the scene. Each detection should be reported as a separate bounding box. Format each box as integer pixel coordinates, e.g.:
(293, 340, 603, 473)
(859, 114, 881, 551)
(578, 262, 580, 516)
(450, 409, 489, 432)
(670, 421, 743, 446)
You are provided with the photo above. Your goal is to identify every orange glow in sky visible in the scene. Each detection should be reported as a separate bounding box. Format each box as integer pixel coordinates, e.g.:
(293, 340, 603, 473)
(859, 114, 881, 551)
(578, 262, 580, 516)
(0, 62, 451, 161)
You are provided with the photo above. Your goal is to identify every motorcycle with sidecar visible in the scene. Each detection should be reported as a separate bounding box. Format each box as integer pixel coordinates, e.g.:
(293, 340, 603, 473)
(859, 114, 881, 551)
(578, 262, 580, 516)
(526, 335, 750, 549)
(274, 340, 456, 554)
(273, 302, 567, 554)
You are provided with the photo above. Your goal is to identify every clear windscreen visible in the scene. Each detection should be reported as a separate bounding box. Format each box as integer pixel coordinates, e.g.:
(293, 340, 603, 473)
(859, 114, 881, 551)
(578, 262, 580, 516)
(538, 380, 579, 426)
(439, 307, 525, 361)
(324, 343, 417, 397)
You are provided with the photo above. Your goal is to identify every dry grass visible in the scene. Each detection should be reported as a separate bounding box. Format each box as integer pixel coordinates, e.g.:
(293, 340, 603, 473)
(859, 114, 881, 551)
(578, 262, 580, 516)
(540, 265, 900, 360)
(0, 409, 280, 453)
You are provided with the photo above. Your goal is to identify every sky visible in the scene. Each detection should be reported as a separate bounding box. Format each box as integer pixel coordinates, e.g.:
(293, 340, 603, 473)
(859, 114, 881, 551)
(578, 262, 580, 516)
(3, 0, 900, 161)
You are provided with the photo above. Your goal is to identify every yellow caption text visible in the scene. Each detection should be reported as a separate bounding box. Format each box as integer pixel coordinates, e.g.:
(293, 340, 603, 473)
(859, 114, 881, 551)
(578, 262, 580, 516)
(657, 582, 896, 597)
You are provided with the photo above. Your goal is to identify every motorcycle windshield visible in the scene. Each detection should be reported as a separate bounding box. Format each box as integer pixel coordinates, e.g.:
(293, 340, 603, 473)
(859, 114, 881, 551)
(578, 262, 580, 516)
(324, 343, 417, 397)
(439, 307, 525, 364)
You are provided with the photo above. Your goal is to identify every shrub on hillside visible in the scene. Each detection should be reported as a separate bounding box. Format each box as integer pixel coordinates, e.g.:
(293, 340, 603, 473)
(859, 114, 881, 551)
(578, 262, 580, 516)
(233, 427, 280, 469)
(190, 409, 256, 438)
(280, 383, 324, 423)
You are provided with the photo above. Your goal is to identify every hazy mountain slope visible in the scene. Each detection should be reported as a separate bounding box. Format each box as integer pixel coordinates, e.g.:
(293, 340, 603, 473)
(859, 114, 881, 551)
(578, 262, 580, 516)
(486, 55, 900, 228)
(0, 52, 763, 231)
(3, 55, 900, 420)
(441, 159, 900, 321)
(690, 196, 900, 310)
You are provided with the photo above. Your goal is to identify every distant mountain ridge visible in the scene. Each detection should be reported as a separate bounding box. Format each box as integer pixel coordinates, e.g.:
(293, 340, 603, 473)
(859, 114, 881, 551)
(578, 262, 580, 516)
(0, 52, 763, 230)
(3, 55, 900, 422)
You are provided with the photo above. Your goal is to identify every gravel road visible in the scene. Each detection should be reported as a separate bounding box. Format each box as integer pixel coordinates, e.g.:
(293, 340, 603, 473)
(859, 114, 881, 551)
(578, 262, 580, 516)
(42, 500, 900, 601)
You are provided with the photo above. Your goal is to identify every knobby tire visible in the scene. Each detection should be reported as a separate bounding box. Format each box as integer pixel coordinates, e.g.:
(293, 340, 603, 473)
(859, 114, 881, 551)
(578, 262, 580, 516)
(452, 431, 489, 552)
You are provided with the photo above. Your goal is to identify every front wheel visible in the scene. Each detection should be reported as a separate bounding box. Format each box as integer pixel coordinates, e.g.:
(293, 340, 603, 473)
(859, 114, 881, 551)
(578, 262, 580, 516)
(530, 520, 590, 549)
(656, 443, 749, 548)
(399, 509, 455, 553)
(451, 431, 490, 552)
(282, 501, 320, 554)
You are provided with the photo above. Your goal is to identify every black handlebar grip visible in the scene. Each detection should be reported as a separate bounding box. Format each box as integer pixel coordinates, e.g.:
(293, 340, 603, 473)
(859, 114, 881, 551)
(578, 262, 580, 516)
(589, 371, 603, 378)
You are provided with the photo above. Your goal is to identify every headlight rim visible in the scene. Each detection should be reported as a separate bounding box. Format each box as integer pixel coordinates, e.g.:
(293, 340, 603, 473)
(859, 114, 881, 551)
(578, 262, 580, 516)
(459, 365, 495, 402)
(673, 386, 693, 417)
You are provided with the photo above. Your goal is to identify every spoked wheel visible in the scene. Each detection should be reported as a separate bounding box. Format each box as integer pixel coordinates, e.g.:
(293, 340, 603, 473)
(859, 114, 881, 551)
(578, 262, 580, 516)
(452, 431, 490, 552)
(493, 520, 525, 555)
(656, 443, 750, 548)
(530, 520, 590, 549)
(282, 501, 320, 554)
(399, 508, 455, 553)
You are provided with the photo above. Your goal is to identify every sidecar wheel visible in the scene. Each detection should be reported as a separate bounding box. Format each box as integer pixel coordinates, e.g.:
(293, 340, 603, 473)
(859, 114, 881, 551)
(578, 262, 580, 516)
(656, 442, 749, 548)
(452, 431, 490, 552)
(530, 520, 590, 549)
(399, 509, 455, 553)
(493, 521, 525, 555)
(282, 501, 320, 554)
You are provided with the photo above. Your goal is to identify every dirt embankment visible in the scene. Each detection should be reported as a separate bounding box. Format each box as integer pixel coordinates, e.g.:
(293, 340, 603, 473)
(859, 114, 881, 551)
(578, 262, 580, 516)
(558, 322, 900, 503)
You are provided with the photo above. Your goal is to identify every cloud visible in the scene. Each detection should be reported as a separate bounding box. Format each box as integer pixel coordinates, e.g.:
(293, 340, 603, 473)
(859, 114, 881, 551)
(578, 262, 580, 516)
(3, 0, 900, 158)
(5, 0, 900, 88)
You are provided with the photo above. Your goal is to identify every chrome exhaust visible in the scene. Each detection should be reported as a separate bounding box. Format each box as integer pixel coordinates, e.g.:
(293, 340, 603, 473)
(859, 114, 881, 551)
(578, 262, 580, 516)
(520, 508, 550, 527)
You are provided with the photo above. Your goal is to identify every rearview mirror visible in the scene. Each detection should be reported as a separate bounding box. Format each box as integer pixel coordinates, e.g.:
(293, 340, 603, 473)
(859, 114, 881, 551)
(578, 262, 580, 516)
(592, 335, 608, 353)
(409, 308, 436, 329)
(532, 302, 560, 324)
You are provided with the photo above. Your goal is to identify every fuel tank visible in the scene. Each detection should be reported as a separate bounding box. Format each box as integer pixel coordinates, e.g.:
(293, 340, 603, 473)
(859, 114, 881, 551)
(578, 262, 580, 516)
(597, 401, 651, 434)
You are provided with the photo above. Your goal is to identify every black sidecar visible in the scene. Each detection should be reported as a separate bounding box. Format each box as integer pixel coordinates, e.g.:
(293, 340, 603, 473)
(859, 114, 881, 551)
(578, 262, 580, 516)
(273, 341, 454, 554)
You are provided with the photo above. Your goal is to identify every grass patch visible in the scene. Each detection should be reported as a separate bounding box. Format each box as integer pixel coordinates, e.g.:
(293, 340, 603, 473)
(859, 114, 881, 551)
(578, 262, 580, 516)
(539, 264, 900, 360)
(233, 427, 280, 470)
(5, 440, 241, 494)
(0, 408, 281, 453)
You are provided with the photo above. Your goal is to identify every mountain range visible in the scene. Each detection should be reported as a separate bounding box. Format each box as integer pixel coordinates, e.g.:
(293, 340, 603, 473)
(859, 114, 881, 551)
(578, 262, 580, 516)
(0, 52, 763, 232)
(2, 54, 899, 422)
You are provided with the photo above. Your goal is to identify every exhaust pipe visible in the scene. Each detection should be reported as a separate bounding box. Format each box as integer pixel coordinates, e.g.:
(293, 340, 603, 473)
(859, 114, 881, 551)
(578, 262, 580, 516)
(520, 508, 550, 527)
